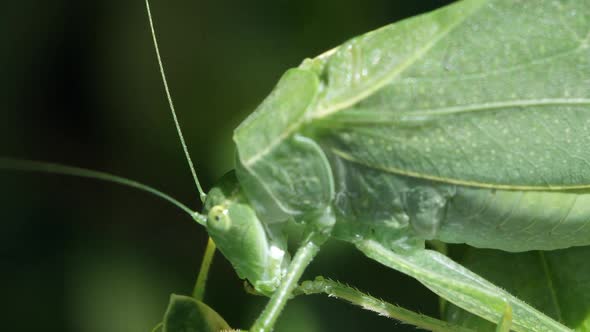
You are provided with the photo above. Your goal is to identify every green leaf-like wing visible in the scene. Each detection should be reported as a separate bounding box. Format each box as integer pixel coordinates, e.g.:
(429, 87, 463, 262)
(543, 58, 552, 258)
(162, 294, 231, 332)
(315, 0, 590, 189)
(233, 69, 335, 218)
(444, 246, 590, 331)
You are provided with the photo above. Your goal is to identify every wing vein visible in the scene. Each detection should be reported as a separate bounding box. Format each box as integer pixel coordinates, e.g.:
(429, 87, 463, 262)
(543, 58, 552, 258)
(330, 148, 590, 190)
(314, 1, 487, 119)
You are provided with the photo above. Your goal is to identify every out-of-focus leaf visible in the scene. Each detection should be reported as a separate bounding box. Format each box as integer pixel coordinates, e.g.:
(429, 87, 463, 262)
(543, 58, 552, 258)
(444, 246, 590, 331)
(162, 294, 231, 332)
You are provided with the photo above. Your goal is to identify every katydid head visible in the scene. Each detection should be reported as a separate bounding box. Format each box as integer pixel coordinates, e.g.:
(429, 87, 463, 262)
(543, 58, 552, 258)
(203, 171, 287, 295)
(143, 0, 288, 296)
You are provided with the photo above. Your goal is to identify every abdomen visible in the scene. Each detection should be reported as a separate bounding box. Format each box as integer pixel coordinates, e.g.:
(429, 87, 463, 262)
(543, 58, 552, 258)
(329, 155, 590, 252)
(440, 187, 590, 252)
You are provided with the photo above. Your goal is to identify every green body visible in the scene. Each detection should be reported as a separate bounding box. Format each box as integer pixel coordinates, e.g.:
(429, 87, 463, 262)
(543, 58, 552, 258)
(232, 0, 590, 253)
(200, 0, 590, 330)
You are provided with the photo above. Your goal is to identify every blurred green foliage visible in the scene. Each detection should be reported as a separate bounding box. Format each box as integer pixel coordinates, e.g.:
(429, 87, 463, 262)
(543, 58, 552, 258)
(1, 1, 454, 331)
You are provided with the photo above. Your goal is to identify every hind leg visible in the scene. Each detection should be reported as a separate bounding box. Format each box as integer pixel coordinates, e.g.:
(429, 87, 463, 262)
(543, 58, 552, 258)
(356, 239, 566, 332)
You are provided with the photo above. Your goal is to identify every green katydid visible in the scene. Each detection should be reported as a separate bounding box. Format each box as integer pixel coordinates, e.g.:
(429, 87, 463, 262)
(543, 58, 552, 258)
(3, 0, 590, 331)
(201, 0, 589, 330)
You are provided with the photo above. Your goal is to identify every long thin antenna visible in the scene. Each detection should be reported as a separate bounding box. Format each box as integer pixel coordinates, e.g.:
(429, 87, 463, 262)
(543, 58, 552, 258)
(145, 0, 207, 203)
(0, 158, 207, 226)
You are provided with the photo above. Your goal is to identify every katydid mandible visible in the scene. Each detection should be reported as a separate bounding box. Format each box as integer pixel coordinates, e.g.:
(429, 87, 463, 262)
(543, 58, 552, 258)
(4, 0, 590, 331)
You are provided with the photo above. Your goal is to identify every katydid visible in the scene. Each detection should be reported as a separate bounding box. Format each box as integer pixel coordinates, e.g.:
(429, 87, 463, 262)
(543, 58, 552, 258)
(3, 0, 590, 331)
(202, 0, 589, 330)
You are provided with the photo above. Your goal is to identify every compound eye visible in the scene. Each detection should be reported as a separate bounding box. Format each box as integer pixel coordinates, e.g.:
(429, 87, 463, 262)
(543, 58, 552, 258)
(207, 205, 231, 231)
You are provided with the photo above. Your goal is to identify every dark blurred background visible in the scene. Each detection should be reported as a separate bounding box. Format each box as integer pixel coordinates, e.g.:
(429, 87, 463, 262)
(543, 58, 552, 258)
(1, 1, 455, 331)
